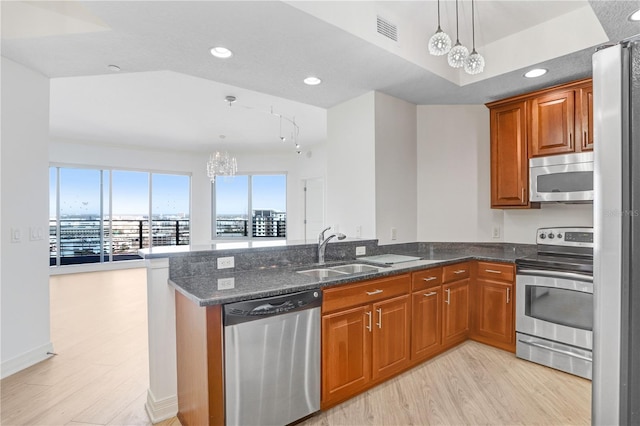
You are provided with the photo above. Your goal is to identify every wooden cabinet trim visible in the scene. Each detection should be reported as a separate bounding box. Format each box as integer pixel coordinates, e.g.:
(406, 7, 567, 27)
(485, 78, 592, 108)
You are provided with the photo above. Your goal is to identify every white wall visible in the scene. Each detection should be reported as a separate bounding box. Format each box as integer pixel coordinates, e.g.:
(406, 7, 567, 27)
(503, 204, 593, 243)
(416, 104, 593, 244)
(417, 105, 502, 242)
(326, 92, 377, 238)
(375, 92, 417, 244)
(1, 58, 54, 378)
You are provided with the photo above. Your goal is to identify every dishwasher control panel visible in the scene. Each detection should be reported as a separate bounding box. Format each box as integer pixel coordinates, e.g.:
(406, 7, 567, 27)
(224, 290, 321, 325)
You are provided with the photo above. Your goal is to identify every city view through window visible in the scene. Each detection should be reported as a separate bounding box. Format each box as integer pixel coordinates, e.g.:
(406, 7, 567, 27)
(49, 167, 190, 266)
(215, 174, 287, 238)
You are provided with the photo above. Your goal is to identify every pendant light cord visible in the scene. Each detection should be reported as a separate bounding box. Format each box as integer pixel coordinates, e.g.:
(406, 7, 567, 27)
(455, 0, 460, 43)
(472, 0, 476, 50)
(437, 0, 441, 28)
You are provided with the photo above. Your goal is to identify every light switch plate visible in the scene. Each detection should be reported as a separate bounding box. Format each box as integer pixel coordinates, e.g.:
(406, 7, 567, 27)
(390, 227, 397, 241)
(11, 228, 21, 243)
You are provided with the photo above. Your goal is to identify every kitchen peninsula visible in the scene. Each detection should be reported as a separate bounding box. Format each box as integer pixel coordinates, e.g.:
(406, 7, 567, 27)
(139, 239, 535, 424)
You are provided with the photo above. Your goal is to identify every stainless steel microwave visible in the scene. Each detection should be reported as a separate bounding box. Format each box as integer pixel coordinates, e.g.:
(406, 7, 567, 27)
(529, 152, 594, 203)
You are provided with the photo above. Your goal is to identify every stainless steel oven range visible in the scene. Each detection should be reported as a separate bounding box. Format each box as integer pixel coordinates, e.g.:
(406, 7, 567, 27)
(515, 227, 593, 379)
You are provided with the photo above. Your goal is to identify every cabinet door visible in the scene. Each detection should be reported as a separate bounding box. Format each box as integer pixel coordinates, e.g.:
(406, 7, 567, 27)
(530, 90, 575, 157)
(371, 295, 411, 380)
(321, 305, 371, 406)
(577, 84, 594, 151)
(442, 279, 470, 346)
(490, 101, 529, 207)
(411, 288, 442, 361)
(476, 279, 514, 346)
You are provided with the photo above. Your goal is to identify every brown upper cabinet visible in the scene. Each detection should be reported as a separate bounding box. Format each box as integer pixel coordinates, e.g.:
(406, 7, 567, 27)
(489, 100, 529, 208)
(529, 81, 593, 157)
(487, 78, 592, 209)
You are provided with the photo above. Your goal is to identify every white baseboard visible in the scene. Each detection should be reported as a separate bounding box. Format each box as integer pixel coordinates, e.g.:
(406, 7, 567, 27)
(0, 342, 54, 379)
(145, 389, 178, 424)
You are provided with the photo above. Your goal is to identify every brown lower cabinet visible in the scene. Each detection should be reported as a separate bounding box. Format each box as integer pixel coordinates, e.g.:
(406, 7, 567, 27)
(174, 261, 517, 424)
(471, 261, 516, 352)
(321, 274, 411, 408)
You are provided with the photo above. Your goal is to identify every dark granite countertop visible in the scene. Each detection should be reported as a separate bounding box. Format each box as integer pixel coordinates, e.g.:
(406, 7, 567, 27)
(168, 242, 535, 307)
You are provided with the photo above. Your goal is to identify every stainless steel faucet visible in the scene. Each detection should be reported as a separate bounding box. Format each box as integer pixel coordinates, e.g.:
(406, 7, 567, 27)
(318, 226, 346, 264)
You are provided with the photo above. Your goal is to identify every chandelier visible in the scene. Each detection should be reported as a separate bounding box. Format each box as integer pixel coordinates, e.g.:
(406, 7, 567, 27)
(207, 150, 237, 183)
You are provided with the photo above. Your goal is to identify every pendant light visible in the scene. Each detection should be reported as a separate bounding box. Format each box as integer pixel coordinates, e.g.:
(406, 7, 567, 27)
(464, 0, 485, 75)
(428, 0, 452, 56)
(447, 0, 469, 69)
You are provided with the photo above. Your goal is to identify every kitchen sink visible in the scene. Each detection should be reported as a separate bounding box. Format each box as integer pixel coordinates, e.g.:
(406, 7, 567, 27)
(297, 268, 348, 279)
(328, 263, 383, 274)
(297, 263, 384, 279)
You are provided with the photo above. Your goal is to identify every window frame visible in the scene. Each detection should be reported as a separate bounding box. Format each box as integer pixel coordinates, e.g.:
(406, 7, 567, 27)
(211, 172, 287, 241)
(49, 163, 191, 267)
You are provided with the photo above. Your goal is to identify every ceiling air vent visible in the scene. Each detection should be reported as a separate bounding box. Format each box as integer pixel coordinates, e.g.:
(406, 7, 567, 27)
(376, 16, 398, 42)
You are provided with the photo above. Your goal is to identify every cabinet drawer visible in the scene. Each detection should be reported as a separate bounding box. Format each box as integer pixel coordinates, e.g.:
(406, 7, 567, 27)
(322, 274, 410, 314)
(411, 267, 443, 291)
(476, 262, 515, 282)
(443, 263, 471, 283)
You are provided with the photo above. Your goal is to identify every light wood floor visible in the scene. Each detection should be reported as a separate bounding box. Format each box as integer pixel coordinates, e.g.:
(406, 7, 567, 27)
(0, 268, 179, 426)
(1, 269, 591, 425)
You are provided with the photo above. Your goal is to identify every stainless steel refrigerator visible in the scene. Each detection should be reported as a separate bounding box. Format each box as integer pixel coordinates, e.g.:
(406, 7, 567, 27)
(593, 36, 640, 425)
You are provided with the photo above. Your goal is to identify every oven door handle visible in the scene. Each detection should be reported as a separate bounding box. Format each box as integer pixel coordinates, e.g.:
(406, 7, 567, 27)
(517, 269, 593, 283)
(518, 338, 592, 362)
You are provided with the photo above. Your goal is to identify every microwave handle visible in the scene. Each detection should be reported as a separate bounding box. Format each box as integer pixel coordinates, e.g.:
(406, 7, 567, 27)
(517, 269, 593, 283)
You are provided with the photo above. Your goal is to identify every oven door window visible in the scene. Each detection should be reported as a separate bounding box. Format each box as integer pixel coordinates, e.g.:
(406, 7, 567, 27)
(525, 285, 593, 331)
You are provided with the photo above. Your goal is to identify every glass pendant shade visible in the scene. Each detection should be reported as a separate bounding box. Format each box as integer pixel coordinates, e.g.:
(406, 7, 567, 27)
(447, 42, 469, 68)
(428, 27, 452, 56)
(464, 49, 485, 75)
(207, 151, 237, 182)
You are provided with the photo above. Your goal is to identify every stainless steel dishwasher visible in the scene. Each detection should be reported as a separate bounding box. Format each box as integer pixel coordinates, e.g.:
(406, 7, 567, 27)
(223, 290, 322, 426)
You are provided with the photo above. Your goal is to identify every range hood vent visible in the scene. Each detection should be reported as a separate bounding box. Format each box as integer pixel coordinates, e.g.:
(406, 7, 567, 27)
(376, 16, 398, 42)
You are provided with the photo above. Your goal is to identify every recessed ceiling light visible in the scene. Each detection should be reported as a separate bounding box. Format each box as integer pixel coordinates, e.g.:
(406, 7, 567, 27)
(629, 9, 640, 21)
(210, 47, 233, 59)
(303, 76, 322, 86)
(107, 64, 120, 72)
(524, 68, 548, 78)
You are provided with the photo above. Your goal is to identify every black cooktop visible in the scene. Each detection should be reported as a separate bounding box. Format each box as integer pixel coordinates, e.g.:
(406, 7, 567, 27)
(516, 253, 593, 275)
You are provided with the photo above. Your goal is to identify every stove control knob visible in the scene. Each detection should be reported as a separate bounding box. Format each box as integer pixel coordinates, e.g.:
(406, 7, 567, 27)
(539, 233, 546, 239)
(548, 233, 555, 239)
(557, 233, 563, 239)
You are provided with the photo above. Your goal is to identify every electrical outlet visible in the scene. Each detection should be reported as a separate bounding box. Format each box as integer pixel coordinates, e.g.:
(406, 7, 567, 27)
(356, 246, 366, 256)
(391, 227, 397, 241)
(492, 226, 501, 239)
(217, 256, 235, 269)
(217, 277, 235, 290)
(30, 226, 44, 241)
(355, 225, 362, 238)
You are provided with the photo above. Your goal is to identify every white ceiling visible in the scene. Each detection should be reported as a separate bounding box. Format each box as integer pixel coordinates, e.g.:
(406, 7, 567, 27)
(2, 1, 640, 153)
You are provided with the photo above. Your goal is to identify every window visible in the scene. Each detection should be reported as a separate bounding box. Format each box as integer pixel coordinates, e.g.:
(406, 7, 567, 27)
(50, 166, 190, 266)
(213, 174, 286, 239)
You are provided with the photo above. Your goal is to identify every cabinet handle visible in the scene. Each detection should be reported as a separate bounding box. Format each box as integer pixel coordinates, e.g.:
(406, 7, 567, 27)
(584, 131, 588, 146)
(507, 288, 511, 304)
(445, 288, 451, 305)
(485, 269, 502, 274)
(569, 132, 573, 147)
(423, 277, 437, 282)
(366, 311, 372, 332)
(424, 291, 437, 297)
(521, 187, 525, 203)
(376, 308, 382, 329)
(454, 269, 466, 274)
(366, 289, 383, 296)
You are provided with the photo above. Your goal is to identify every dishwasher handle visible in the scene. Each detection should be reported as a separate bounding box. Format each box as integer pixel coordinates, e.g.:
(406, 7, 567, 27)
(224, 289, 322, 325)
